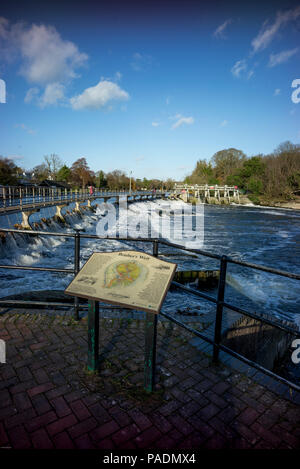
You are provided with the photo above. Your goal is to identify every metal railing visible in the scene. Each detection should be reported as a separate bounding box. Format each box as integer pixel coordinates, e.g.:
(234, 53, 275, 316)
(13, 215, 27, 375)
(0, 187, 164, 212)
(0, 227, 299, 392)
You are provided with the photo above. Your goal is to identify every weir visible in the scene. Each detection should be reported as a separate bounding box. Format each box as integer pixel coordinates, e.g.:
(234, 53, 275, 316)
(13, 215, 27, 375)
(172, 183, 240, 204)
(0, 187, 166, 229)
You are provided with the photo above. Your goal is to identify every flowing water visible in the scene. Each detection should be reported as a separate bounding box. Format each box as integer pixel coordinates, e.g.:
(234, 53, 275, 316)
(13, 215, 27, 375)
(0, 199, 299, 327)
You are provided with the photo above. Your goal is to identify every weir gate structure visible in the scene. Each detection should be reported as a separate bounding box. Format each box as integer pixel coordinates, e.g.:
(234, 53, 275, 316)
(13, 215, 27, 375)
(172, 184, 240, 203)
(0, 186, 166, 229)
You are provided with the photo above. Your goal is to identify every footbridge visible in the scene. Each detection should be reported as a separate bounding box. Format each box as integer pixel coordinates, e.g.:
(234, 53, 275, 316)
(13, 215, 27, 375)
(172, 184, 240, 204)
(0, 186, 166, 229)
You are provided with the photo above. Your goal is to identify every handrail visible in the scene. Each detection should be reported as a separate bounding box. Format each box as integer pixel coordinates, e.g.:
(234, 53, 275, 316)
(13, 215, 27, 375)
(0, 228, 299, 392)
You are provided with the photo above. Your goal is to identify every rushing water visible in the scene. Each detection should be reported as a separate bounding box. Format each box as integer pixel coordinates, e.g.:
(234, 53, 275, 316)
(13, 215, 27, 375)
(0, 199, 299, 327)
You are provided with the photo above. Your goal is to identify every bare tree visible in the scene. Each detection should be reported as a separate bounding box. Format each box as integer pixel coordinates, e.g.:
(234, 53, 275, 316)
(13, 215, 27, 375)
(44, 154, 63, 180)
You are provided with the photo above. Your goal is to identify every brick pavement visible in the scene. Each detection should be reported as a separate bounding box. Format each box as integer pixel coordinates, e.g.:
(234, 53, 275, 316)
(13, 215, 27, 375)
(0, 311, 299, 449)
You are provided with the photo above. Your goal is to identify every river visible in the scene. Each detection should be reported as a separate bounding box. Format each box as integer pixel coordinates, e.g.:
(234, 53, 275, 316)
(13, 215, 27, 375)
(0, 198, 299, 328)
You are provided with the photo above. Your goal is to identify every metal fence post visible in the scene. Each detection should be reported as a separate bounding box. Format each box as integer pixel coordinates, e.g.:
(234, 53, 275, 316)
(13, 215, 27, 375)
(144, 240, 159, 392)
(87, 300, 99, 371)
(213, 255, 227, 363)
(73, 229, 81, 320)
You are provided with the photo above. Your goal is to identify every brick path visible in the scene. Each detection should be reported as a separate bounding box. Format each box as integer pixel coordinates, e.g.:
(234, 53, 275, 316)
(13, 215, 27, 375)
(0, 311, 299, 449)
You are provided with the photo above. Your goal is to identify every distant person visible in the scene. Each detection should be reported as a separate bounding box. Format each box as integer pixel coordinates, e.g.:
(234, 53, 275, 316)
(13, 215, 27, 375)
(89, 185, 94, 195)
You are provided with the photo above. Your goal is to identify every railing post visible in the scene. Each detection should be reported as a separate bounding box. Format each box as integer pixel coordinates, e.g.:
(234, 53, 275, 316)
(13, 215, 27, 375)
(87, 300, 99, 371)
(213, 255, 227, 363)
(3, 187, 6, 209)
(144, 240, 159, 392)
(74, 229, 81, 320)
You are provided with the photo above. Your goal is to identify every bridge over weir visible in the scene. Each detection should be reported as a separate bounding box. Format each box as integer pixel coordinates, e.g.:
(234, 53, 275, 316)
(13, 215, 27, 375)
(0, 186, 166, 228)
(172, 184, 240, 203)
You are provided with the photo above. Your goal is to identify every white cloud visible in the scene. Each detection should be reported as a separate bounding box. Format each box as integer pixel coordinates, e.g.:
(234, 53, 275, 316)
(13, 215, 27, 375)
(220, 120, 228, 127)
(171, 114, 194, 130)
(0, 18, 88, 107)
(115, 71, 122, 81)
(213, 19, 233, 38)
(251, 6, 300, 53)
(152, 122, 160, 127)
(274, 88, 281, 96)
(15, 123, 36, 135)
(24, 87, 39, 103)
(18, 24, 88, 85)
(0, 20, 88, 84)
(268, 48, 299, 67)
(39, 83, 66, 107)
(131, 52, 152, 71)
(70, 80, 129, 110)
(231, 59, 247, 77)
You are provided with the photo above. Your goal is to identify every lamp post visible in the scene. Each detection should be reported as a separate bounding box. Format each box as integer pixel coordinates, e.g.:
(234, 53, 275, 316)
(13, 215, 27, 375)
(129, 170, 132, 195)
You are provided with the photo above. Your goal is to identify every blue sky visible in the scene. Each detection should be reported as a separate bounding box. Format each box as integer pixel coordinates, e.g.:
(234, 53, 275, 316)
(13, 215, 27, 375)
(0, 0, 299, 180)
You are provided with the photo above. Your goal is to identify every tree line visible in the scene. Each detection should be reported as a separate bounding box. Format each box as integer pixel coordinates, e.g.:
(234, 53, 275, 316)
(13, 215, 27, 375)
(184, 141, 300, 204)
(0, 154, 175, 191)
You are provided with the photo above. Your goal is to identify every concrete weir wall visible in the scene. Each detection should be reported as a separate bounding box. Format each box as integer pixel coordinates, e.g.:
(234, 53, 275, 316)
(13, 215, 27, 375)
(0, 193, 164, 230)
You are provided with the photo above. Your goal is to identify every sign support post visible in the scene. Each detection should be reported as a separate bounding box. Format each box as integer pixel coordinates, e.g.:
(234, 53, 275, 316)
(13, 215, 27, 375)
(144, 312, 158, 392)
(87, 300, 99, 372)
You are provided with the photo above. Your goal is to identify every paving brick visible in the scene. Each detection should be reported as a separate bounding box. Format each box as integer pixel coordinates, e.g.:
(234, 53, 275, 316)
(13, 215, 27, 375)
(68, 417, 98, 439)
(13, 392, 32, 411)
(89, 402, 110, 423)
(108, 406, 132, 427)
(16, 366, 33, 382)
(50, 396, 71, 418)
(31, 428, 54, 449)
(0, 389, 12, 408)
(168, 414, 194, 436)
(0, 422, 9, 447)
(25, 411, 57, 433)
(53, 431, 75, 449)
(112, 423, 140, 446)
(90, 420, 120, 441)
(271, 424, 299, 449)
(134, 426, 162, 448)
(32, 368, 49, 384)
(4, 407, 36, 430)
(45, 384, 71, 400)
(158, 400, 181, 417)
(31, 393, 52, 415)
(47, 414, 77, 436)
(27, 382, 54, 398)
(197, 403, 220, 421)
(75, 433, 95, 449)
(155, 435, 176, 449)
(8, 425, 31, 449)
(70, 399, 91, 421)
(128, 408, 152, 431)
(250, 422, 282, 448)
(96, 437, 115, 449)
(237, 407, 260, 426)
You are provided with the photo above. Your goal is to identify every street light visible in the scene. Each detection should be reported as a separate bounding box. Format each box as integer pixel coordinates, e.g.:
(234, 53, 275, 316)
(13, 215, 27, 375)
(129, 170, 132, 194)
